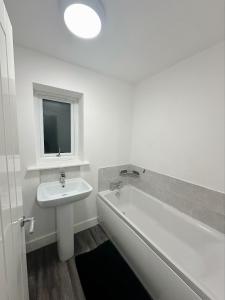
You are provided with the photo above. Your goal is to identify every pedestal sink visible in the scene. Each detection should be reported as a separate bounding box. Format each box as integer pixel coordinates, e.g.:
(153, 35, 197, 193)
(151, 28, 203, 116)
(37, 178, 93, 261)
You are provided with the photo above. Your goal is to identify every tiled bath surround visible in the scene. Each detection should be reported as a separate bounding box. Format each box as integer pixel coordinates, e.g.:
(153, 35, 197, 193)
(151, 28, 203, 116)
(98, 165, 130, 191)
(98, 165, 225, 233)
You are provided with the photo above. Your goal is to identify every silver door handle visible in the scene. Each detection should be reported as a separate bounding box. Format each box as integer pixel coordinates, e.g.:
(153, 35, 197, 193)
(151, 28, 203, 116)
(20, 216, 35, 234)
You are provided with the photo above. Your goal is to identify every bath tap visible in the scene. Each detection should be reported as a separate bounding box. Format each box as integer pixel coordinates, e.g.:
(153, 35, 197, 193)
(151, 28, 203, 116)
(120, 169, 140, 177)
(59, 171, 66, 188)
(110, 180, 123, 191)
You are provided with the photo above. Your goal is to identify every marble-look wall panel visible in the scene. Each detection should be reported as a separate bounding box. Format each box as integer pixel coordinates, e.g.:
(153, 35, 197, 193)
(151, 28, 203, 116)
(40, 166, 81, 183)
(98, 165, 130, 191)
(98, 164, 225, 233)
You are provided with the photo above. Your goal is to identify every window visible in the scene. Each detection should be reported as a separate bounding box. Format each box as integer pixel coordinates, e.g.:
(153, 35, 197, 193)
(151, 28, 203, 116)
(33, 83, 83, 163)
(42, 99, 72, 155)
(39, 98, 77, 158)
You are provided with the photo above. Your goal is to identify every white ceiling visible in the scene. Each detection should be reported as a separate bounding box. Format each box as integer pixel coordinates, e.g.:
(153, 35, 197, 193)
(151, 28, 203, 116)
(5, 0, 224, 83)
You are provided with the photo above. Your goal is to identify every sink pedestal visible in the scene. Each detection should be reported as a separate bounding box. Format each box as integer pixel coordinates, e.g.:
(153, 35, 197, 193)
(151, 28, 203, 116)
(37, 178, 93, 261)
(56, 203, 74, 261)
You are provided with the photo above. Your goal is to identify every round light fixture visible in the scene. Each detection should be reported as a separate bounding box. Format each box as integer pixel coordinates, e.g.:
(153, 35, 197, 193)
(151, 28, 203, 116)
(63, 2, 103, 39)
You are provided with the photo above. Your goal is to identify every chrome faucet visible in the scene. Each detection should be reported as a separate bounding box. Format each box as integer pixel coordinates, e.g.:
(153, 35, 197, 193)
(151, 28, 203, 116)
(59, 171, 66, 188)
(110, 180, 123, 191)
(120, 169, 140, 177)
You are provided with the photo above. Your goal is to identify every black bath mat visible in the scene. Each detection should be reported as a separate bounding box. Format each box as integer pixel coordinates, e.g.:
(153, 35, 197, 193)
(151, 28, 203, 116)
(75, 240, 152, 300)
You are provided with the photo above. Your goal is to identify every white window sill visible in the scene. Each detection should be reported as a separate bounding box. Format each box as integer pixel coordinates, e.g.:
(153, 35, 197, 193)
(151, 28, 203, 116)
(27, 159, 90, 171)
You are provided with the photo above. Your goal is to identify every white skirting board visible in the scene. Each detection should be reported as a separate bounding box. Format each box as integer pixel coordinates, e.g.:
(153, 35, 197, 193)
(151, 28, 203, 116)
(26, 217, 98, 253)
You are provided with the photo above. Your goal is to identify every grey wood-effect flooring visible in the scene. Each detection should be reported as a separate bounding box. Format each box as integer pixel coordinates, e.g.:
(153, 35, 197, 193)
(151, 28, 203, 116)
(27, 225, 108, 300)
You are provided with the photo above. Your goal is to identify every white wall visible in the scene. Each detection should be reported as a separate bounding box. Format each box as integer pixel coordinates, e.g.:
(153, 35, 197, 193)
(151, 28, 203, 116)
(131, 43, 225, 193)
(15, 42, 224, 250)
(15, 46, 133, 250)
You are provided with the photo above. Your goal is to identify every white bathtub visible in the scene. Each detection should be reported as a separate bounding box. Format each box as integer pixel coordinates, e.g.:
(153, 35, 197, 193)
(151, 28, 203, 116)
(97, 185, 225, 300)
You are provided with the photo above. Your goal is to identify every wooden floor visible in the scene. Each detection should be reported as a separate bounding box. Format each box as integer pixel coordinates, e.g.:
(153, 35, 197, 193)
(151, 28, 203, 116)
(27, 225, 108, 300)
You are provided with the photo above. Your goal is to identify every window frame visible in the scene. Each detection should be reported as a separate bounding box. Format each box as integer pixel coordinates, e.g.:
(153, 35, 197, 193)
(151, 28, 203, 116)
(37, 95, 79, 160)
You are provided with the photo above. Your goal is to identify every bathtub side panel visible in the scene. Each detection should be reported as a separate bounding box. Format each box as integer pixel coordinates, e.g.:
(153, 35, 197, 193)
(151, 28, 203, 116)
(97, 197, 201, 300)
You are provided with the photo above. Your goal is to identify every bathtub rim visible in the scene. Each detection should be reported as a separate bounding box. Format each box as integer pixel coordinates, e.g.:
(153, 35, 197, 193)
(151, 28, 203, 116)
(99, 185, 224, 240)
(97, 185, 224, 300)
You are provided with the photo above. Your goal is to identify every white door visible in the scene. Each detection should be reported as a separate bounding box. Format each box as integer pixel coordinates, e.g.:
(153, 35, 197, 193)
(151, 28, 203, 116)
(0, 1, 29, 299)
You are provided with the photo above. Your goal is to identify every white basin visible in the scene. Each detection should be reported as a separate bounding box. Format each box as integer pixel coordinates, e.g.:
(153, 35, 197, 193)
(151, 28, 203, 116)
(36, 177, 93, 261)
(37, 178, 93, 207)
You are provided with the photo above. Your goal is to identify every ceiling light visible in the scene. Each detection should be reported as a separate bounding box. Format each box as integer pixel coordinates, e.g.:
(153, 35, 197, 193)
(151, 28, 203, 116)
(62, 1, 104, 39)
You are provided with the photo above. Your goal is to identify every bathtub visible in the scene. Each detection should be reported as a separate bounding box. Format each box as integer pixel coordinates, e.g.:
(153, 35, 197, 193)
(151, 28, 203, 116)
(97, 185, 225, 300)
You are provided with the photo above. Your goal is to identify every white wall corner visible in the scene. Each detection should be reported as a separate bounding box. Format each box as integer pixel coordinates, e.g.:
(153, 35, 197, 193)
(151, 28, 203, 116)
(26, 217, 98, 253)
